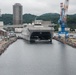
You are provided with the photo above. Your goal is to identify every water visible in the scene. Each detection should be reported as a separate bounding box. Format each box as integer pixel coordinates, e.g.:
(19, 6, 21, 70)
(0, 39, 76, 75)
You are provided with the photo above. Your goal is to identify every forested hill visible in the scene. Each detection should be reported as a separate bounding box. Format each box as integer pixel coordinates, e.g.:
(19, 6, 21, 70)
(23, 14, 36, 23)
(36, 13, 60, 23)
(0, 14, 37, 25)
(0, 14, 13, 25)
(0, 13, 76, 30)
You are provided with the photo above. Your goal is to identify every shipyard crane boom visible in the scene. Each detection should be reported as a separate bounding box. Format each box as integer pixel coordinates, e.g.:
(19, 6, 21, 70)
(58, 0, 69, 38)
(64, 0, 69, 12)
(64, 0, 69, 21)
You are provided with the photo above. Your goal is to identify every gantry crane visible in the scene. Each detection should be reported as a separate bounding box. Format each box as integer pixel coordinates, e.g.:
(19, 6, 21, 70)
(58, 0, 69, 38)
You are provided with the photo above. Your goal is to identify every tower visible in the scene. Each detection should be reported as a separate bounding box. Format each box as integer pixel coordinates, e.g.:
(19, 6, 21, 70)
(13, 3, 23, 25)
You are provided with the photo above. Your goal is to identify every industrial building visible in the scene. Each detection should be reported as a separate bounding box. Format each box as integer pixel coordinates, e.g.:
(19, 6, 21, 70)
(32, 20, 53, 27)
(0, 21, 4, 29)
(13, 3, 23, 25)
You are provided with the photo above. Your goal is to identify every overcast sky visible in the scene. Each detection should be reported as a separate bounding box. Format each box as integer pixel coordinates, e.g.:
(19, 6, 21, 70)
(0, 0, 76, 15)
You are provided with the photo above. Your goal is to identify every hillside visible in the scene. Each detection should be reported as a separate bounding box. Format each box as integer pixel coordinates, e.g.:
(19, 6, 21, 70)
(0, 13, 76, 30)
(36, 13, 60, 23)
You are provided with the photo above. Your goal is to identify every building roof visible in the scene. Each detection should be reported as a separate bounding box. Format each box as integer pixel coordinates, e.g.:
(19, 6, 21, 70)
(0, 29, 6, 32)
(0, 21, 4, 26)
(14, 3, 22, 6)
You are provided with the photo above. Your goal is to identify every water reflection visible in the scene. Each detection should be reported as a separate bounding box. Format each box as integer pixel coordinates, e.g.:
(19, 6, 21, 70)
(0, 39, 76, 75)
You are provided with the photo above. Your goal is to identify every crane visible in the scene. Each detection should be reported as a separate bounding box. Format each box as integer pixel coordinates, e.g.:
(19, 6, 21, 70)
(58, 0, 69, 38)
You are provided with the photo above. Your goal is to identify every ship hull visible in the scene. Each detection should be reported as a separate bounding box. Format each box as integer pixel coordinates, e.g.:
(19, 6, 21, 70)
(21, 25, 54, 43)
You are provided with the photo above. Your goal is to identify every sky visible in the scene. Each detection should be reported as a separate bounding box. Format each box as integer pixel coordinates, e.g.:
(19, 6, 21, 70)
(0, 0, 76, 16)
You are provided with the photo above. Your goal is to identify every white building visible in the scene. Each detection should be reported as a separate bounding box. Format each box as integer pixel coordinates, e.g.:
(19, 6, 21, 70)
(34, 20, 42, 25)
(58, 27, 70, 32)
(15, 28, 23, 33)
(33, 20, 52, 27)
(0, 21, 4, 29)
(75, 29, 76, 32)
(42, 21, 52, 27)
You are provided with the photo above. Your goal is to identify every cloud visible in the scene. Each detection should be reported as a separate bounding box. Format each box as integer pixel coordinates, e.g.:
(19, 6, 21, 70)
(0, 0, 76, 15)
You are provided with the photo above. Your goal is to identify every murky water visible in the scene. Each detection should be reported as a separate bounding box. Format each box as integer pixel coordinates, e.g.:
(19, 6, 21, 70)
(0, 39, 76, 75)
